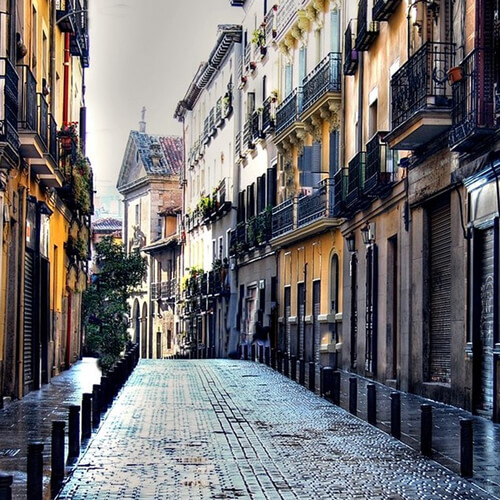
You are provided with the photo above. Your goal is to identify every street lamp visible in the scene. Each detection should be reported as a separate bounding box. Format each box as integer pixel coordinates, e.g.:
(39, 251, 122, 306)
(346, 233, 356, 253)
(361, 222, 376, 246)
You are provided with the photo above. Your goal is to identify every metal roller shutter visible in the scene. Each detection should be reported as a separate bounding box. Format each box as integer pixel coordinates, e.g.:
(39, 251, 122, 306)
(23, 251, 35, 393)
(429, 199, 452, 383)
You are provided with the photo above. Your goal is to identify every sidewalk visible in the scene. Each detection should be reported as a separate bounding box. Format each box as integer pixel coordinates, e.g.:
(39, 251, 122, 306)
(332, 369, 500, 499)
(0, 358, 102, 499)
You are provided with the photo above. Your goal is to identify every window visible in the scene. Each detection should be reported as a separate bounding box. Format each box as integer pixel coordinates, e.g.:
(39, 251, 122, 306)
(329, 131, 339, 177)
(299, 46, 307, 85)
(330, 254, 339, 314)
(284, 64, 293, 97)
(330, 9, 341, 53)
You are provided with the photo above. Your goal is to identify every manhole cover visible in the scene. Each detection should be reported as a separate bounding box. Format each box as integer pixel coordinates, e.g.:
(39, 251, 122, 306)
(0, 449, 20, 457)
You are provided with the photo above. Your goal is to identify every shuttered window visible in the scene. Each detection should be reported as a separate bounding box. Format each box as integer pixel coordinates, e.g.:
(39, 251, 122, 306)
(429, 198, 452, 384)
(23, 251, 35, 393)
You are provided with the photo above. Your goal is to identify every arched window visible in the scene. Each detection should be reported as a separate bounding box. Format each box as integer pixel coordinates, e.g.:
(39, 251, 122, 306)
(330, 254, 339, 314)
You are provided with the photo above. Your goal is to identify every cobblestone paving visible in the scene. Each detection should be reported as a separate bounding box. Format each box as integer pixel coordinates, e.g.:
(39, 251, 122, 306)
(57, 360, 495, 500)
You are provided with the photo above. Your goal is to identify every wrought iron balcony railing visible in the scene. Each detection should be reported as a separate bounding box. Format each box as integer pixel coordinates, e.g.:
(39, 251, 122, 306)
(247, 208, 272, 247)
(229, 221, 248, 255)
(302, 52, 341, 113)
(0, 58, 19, 151)
(17, 65, 37, 132)
(203, 116, 210, 144)
(235, 130, 242, 159)
(151, 282, 160, 300)
(296, 178, 341, 227)
(391, 42, 455, 129)
(252, 109, 262, 142)
(333, 168, 348, 216)
(276, 87, 302, 134)
(364, 133, 394, 196)
(356, 0, 379, 51)
(69, 0, 89, 67)
(243, 117, 255, 151)
(344, 20, 358, 76)
(37, 93, 49, 149)
(346, 152, 366, 208)
(372, 0, 402, 22)
(262, 95, 276, 133)
(449, 48, 498, 151)
(48, 114, 59, 164)
(271, 197, 295, 238)
(56, 0, 76, 33)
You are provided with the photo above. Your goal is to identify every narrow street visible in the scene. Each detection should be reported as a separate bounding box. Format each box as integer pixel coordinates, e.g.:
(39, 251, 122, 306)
(56, 360, 494, 499)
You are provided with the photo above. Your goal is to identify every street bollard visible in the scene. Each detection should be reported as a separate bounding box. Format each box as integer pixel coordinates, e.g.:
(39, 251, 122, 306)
(367, 384, 376, 425)
(81, 393, 92, 441)
(321, 366, 333, 399)
(100, 376, 109, 411)
(265, 346, 270, 366)
(243, 344, 248, 361)
(277, 351, 282, 373)
(27, 442, 44, 500)
(258, 345, 264, 364)
(92, 385, 101, 428)
(349, 377, 357, 415)
(332, 371, 341, 405)
(51, 420, 66, 497)
(251, 344, 256, 362)
(299, 358, 305, 386)
(290, 355, 297, 381)
(390, 392, 401, 439)
(68, 405, 81, 461)
(0, 474, 13, 500)
(308, 362, 315, 392)
(271, 348, 276, 370)
(283, 353, 289, 377)
(460, 418, 473, 477)
(420, 404, 433, 456)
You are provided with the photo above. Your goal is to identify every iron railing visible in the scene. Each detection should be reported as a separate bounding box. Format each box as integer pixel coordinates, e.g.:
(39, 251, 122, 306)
(203, 116, 210, 144)
(0, 58, 19, 150)
(56, 0, 76, 32)
(235, 130, 242, 159)
(333, 168, 348, 215)
(37, 93, 48, 148)
(449, 48, 497, 150)
(297, 178, 340, 227)
(302, 52, 342, 112)
(344, 20, 358, 76)
(356, 0, 379, 51)
(262, 95, 276, 132)
(69, 0, 89, 67)
(243, 118, 254, 151)
(346, 152, 366, 208)
(276, 87, 302, 134)
(373, 0, 402, 22)
(48, 114, 59, 164)
(364, 133, 393, 196)
(17, 65, 37, 132)
(391, 42, 455, 129)
(272, 197, 295, 238)
(151, 282, 160, 300)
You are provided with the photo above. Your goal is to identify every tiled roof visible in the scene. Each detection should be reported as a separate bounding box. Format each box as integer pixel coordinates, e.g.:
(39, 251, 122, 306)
(92, 217, 122, 232)
(130, 131, 184, 176)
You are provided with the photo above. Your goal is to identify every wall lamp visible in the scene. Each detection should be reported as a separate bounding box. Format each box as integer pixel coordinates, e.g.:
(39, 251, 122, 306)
(361, 222, 376, 246)
(346, 233, 356, 253)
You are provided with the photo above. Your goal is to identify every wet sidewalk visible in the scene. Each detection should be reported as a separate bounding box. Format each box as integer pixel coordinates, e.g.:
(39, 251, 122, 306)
(58, 359, 495, 499)
(0, 358, 102, 499)
(333, 369, 500, 499)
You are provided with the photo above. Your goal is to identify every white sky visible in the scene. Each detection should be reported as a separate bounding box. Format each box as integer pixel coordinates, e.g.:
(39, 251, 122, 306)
(86, 0, 242, 193)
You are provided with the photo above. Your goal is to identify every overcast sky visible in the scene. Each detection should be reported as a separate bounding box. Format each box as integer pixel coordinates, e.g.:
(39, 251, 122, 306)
(86, 0, 242, 192)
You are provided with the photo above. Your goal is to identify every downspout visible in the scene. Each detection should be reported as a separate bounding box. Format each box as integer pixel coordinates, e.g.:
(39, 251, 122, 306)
(49, 0, 56, 115)
(62, 33, 70, 124)
(65, 292, 71, 369)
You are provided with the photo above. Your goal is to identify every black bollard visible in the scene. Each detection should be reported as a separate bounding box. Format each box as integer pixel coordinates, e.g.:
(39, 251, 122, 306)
(0, 474, 13, 500)
(283, 353, 289, 377)
(265, 346, 270, 366)
(367, 384, 376, 425)
(100, 376, 109, 411)
(271, 348, 276, 370)
(258, 345, 264, 364)
(27, 442, 44, 500)
(420, 404, 433, 456)
(92, 385, 101, 428)
(349, 377, 357, 415)
(460, 418, 473, 477)
(251, 344, 256, 362)
(332, 371, 341, 405)
(308, 362, 315, 392)
(321, 366, 333, 398)
(243, 344, 248, 361)
(68, 405, 80, 461)
(277, 351, 282, 373)
(51, 420, 66, 497)
(290, 355, 297, 381)
(390, 392, 401, 439)
(81, 393, 92, 441)
(299, 358, 305, 386)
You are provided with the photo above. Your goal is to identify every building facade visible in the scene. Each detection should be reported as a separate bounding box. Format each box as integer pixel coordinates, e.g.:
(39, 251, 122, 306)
(0, 0, 92, 400)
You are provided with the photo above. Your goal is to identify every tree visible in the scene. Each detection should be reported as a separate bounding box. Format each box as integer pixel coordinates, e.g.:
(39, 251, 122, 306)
(83, 236, 147, 371)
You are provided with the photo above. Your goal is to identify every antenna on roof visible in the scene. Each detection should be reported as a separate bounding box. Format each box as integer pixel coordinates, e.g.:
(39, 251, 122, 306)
(139, 106, 146, 133)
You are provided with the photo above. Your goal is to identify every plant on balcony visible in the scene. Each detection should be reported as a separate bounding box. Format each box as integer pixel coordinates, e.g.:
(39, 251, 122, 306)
(252, 27, 265, 47)
(66, 234, 89, 261)
(58, 121, 78, 152)
(256, 206, 273, 245)
(198, 195, 214, 219)
(72, 153, 92, 215)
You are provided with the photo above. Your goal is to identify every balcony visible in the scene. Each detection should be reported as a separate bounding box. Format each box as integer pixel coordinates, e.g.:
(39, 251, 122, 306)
(230, 221, 248, 255)
(271, 197, 295, 238)
(69, 0, 89, 67)
(56, 0, 76, 33)
(449, 48, 498, 152)
(235, 131, 242, 159)
(333, 168, 348, 216)
(0, 58, 19, 165)
(372, 0, 402, 21)
(276, 87, 302, 135)
(344, 20, 358, 76)
(251, 109, 262, 142)
(151, 282, 160, 300)
(346, 152, 368, 210)
(262, 96, 276, 133)
(246, 208, 272, 248)
(364, 133, 394, 197)
(302, 53, 341, 116)
(386, 42, 455, 150)
(203, 116, 210, 144)
(297, 178, 343, 229)
(356, 0, 379, 51)
(243, 117, 255, 152)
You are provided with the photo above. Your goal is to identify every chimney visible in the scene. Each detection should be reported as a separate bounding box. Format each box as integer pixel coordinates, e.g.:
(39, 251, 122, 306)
(139, 106, 146, 133)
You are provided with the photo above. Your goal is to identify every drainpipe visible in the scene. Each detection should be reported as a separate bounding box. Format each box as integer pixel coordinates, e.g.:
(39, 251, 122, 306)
(65, 292, 71, 369)
(49, 0, 56, 115)
(62, 33, 70, 124)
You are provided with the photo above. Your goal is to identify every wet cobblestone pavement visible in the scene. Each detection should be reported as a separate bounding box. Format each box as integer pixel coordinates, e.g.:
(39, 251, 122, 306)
(56, 360, 496, 500)
(0, 358, 102, 499)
